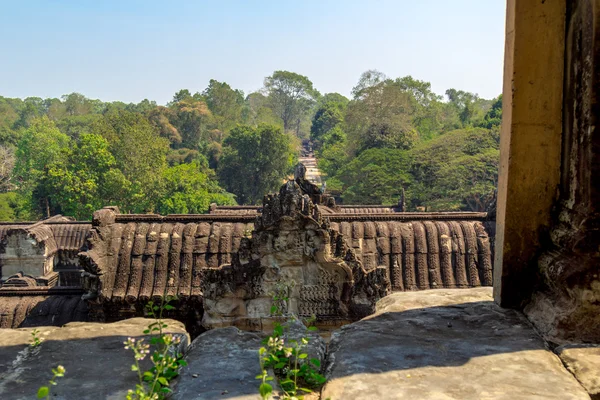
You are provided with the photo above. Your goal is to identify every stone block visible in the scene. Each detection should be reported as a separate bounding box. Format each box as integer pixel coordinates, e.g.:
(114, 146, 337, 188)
(0, 318, 188, 400)
(556, 344, 600, 399)
(322, 288, 590, 400)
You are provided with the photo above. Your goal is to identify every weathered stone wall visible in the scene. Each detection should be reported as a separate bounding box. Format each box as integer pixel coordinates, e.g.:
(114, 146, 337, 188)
(493, 0, 566, 308)
(524, 0, 600, 343)
(0, 220, 90, 287)
(0, 231, 49, 280)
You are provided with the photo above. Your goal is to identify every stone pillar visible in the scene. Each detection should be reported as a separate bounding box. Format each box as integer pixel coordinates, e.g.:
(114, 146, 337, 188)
(524, 0, 600, 343)
(494, 0, 566, 307)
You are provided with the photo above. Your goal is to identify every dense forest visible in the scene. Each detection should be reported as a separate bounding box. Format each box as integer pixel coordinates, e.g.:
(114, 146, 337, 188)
(0, 70, 501, 221)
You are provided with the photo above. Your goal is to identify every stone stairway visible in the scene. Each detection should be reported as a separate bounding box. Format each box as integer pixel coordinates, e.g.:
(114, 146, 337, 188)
(299, 141, 322, 186)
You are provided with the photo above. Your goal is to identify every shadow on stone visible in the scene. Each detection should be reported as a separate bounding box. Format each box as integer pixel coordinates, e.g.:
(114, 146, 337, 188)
(0, 290, 591, 400)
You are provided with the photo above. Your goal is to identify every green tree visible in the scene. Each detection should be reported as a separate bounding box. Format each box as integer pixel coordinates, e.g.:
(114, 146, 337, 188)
(243, 92, 281, 127)
(0, 96, 23, 146)
(158, 160, 235, 214)
(147, 106, 182, 145)
(310, 101, 345, 150)
(14, 97, 46, 129)
(14, 117, 70, 217)
(45, 133, 129, 219)
(55, 114, 105, 140)
(394, 76, 456, 140)
(350, 70, 388, 98)
(101, 110, 169, 213)
(409, 127, 499, 211)
(0, 145, 15, 192)
(169, 98, 213, 150)
(445, 89, 491, 127)
(318, 92, 349, 107)
(62, 93, 93, 116)
(396, 76, 441, 107)
(345, 77, 418, 154)
(171, 89, 193, 104)
(334, 148, 412, 205)
(203, 79, 244, 133)
(0, 192, 31, 221)
(218, 124, 295, 204)
(263, 70, 319, 135)
(479, 95, 502, 129)
(317, 126, 348, 178)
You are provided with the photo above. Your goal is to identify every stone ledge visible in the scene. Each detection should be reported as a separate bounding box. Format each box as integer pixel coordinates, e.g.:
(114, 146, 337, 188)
(322, 288, 591, 400)
(0, 318, 189, 400)
(556, 344, 600, 399)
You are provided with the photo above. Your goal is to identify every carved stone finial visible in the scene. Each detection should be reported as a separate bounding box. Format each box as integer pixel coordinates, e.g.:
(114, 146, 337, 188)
(398, 187, 406, 212)
(294, 163, 307, 181)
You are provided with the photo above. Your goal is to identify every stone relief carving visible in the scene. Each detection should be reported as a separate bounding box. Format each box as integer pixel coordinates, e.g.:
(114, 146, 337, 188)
(201, 174, 390, 330)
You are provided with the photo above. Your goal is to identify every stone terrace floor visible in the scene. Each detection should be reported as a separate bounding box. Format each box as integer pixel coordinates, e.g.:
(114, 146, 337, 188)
(0, 288, 597, 399)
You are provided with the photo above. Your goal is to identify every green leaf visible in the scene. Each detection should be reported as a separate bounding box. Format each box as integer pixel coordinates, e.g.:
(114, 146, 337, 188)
(164, 304, 174, 311)
(310, 358, 321, 367)
(298, 353, 308, 359)
(37, 387, 49, 398)
(143, 371, 154, 380)
(273, 324, 283, 336)
(299, 387, 313, 393)
(157, 377, 169, 386)
(131, 365, 138, 371)
(308, 326, 318, 332)
(259, 383, 273, 397)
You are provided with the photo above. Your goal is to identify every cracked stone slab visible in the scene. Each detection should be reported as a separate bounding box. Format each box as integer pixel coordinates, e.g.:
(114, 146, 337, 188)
(0, 318, 189, 400)
(172, 327, 264, 400)
(322, 288, 590, 400)
(173, 321, 326, 400)
(556, 344, 600, 399)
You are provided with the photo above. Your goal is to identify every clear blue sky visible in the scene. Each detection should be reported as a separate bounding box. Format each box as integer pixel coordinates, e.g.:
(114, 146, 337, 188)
(0, 0, 506, 105)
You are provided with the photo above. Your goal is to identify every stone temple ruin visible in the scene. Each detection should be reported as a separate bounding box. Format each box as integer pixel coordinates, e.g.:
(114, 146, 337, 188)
(0, 165, 493, 335)
(3, 3, 600, 398)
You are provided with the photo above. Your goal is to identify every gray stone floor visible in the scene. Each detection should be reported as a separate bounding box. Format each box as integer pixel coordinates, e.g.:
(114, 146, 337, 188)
(0, 289, 596, 399)
(322, 288, 591, 400)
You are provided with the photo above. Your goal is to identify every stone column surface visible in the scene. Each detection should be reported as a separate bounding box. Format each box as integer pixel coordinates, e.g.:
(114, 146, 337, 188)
(494, 0, 566, 307)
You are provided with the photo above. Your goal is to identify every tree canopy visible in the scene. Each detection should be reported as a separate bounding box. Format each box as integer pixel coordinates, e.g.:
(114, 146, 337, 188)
(0, 69, 501, 220)
(218, 124, 296, 204)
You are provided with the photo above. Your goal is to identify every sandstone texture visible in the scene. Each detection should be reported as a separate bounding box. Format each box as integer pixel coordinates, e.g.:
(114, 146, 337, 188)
(0, 289, 594, 400)
(556, 344, 600, 399)
(321, 288, 591, 400)
(172, 327, 264, 400)
(0, 318, 189, 400)
(173, 320, 326, 400)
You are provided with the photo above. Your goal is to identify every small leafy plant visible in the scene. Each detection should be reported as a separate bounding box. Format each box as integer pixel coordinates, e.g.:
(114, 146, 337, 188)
(37, 365, 65, 399)
(258, 282, 327, 400)
(257, 322, 326, 400)
(124, 296, 187, 400)
(29, 328, 44, 348)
